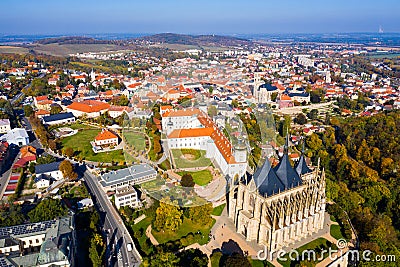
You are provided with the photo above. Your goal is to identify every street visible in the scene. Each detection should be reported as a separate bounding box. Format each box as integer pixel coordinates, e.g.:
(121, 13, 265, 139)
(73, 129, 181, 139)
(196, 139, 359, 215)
(23, 116, 142, 266)
(79, 165, 142, 267)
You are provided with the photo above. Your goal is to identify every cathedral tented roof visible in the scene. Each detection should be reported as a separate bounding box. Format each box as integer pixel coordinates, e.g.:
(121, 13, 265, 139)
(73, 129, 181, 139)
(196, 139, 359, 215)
(274, 153, 303, 189)
(295, 154, 312, 176)
(252, 157, 285, 196)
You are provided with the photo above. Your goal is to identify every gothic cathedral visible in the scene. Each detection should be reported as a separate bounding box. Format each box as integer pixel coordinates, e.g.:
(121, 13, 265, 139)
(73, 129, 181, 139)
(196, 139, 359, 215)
(228, 140, 326, 252)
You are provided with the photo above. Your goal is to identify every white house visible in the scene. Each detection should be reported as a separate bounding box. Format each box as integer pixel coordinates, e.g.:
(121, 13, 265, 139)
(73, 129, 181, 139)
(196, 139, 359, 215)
(114, 186, 141, 209)
(2, 128, 29, 146)
(94, 129, 119, 147)
(0, 119, 11, 134)
(42, 112, 75, 126)
(34, 174, 52, 189)
(77, 198, 94, 209)
(35, 161, 63, 181)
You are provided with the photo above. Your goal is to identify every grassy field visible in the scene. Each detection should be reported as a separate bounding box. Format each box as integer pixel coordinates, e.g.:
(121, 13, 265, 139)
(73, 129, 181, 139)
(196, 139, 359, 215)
(0, 45, 28, 54)
(27, 43, 127, 56)
(211, 203, 226, 216)
(61, 127, 125, 163)
(123, 132, 146, 151)
(330, 224, 345, 241)
(171, 149, 212, 169)
(130, 216, 154, 256)
(278, 238, 334, 267)
(152, 217, 215, 245)
(177, 169, 213, 186)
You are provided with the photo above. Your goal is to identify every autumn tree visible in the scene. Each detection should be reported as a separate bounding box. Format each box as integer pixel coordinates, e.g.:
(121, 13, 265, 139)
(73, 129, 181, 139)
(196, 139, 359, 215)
(188, 203, 213, 225)
(24, 105, 34, 117)
(154, 197, 183, 232)
(64, 147, 74, 158)
(59, 160, 78, 181)
(50, 104, 63, 114)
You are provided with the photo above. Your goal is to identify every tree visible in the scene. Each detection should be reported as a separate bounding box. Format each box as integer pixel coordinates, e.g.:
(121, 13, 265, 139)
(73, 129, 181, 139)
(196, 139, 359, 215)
(111, 95, 129, 106)
(178, 248, 208, 267)
(294, 113, 307, 125)
(222, 253, 251, 267)
(153, 135, 162, 155)
(307, 109, 319, 120)
(48, 139, 57, 151)
(36, 154, 57, 165)
(271, 92, 278, 102)
(24, 105, 34, 117)
(180, 173, 195, 187)
(154, 197, 183, 232)
(150, 251, 179, 267)
(207, 105, 218, 117)
(64, 147, 74, 158)
(89, 233, 105, 267)
(59, 160, 78, 181)
(50, 104, 63, 115)
(28, 199, 67, 222)
(188, 203, 213, 225)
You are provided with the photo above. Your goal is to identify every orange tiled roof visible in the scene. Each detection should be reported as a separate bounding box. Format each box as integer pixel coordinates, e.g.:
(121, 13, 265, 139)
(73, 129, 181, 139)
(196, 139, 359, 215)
(168, 128, 214, 138)
(67, 100, 110, 113)
(35, 109, 50, 116)
(162, 108, 202, 118)
(128, 83, 141, 88)
(280, 94, 292, 101)
(166, 109, 236, 164)
(35, 96, 48, 101)
(20, 146, 36, 158)
(95, 129, 118, 141)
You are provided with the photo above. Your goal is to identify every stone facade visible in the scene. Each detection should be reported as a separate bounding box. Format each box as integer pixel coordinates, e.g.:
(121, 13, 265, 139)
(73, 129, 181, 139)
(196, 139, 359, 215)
(228, 148, 326, 252)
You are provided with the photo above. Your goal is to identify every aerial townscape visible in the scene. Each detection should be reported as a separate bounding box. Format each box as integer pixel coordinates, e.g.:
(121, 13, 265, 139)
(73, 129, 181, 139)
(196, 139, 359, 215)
(0, 1, 399, 267)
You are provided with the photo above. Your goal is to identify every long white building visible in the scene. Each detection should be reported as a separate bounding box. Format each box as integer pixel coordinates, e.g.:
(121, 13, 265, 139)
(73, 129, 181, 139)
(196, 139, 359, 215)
(162, 108, 247, 178)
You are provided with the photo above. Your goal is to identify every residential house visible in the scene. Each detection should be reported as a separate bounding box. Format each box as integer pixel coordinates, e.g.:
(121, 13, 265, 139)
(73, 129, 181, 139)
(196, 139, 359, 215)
(0, 119, 11, 134)
(2, 128, 29, 146)
(42, 112, 75, 126)
(99, 164, 157, 191)
(114, 186, 141, 209)
(93, 129, 119, 147)
(35, 161, 63, 181)
(66, 100, 110, 118)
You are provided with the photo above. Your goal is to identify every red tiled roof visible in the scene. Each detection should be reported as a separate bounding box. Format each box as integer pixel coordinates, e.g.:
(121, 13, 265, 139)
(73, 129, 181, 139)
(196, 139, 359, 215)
(67, 100, 110, 113)
(95, 129, 118, 141)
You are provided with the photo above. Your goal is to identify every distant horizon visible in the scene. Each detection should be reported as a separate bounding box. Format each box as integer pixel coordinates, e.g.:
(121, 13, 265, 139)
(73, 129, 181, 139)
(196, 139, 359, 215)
(1, 31, 400, 37)
(1, 0, 399, 35)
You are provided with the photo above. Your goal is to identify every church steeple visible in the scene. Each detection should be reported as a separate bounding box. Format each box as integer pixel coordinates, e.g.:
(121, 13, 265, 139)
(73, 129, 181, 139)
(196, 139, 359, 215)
(295, 138, 312, 176)
(274, 133, 302, 189)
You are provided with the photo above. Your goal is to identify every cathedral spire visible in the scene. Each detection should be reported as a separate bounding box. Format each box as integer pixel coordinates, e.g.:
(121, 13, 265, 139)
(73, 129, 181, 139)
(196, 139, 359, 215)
(284, 132, 290, 154)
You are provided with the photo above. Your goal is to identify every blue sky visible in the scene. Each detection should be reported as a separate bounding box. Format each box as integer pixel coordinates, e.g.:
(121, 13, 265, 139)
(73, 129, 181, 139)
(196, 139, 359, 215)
(1, 0, 399, 34)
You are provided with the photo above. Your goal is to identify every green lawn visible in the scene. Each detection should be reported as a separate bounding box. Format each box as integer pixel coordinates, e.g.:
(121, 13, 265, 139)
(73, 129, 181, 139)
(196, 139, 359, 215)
(330, 224, 345, 240)
(123, 131, 146, 151)
(278, 238, 334, 267)
(177, 169, 213, 186)
(212, 203, 226, 216)
(171, 149, 212, 169)
(61, 128, 125, 163)
(130, 216, 154, 255)
(152, 217, 215, 245)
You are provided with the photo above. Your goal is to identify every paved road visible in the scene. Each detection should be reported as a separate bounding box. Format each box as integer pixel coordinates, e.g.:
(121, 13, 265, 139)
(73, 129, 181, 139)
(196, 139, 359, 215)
(79, 166, 142, 267)
(24, 116, 142, 266)
(0, 147, 20, 200)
